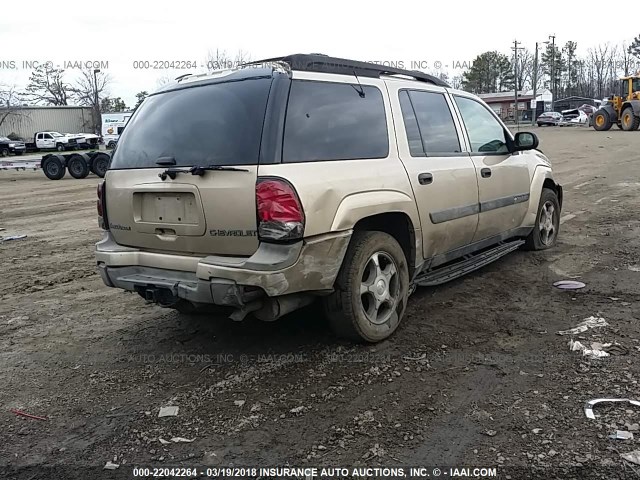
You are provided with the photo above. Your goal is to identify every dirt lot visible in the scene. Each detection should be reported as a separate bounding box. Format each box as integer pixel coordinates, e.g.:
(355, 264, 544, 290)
(1, 126, 640, 480)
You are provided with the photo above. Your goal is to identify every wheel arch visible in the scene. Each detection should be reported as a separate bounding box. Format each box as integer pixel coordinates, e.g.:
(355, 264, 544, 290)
(351, 212, 418, 278)
(330, 191, 421, 277)
(601, 104, 617, 117)
(521, 167, 562, 228)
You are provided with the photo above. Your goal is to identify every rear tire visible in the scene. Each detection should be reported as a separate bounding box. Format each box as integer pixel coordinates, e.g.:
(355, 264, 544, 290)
(42, 156, 66, 180)
(621, 107, 640, 131)
(523, 188, 560, 251)
(323, 231, 409, 343)
(68, 154, 90, 179)
(593, 109, 612, 131)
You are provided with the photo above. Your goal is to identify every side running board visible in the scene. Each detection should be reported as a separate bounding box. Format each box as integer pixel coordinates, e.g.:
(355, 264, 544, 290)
(415, 240, 524, 287)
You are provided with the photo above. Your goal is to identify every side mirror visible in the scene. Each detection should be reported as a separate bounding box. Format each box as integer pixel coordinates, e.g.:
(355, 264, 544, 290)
(513, 131, 539, 151)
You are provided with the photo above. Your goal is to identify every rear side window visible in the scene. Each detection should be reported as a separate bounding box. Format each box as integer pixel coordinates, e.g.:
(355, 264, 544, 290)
(399, 90, 461, 156)
(110, 77, 272, 169)
(283, 80, 388, 162)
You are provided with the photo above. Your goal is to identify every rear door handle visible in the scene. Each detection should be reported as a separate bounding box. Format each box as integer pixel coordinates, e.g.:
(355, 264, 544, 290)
(481, 168, 492, 178)
(418, 173, 433, 185)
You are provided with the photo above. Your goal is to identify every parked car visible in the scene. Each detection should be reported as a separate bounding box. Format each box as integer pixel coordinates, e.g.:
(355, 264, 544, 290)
(0, 136, 26, 156)
(67, 133, 100, 149)
(95, 54, 563, 343)
(537, 111, 563, 126)
(560, 109, 589, 126)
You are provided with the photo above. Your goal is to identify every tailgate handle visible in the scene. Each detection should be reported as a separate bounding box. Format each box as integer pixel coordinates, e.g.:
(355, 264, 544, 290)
(155, 228, 177, 236)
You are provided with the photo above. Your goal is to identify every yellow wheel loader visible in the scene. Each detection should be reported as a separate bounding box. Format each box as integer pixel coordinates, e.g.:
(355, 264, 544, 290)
(593, 73, 640, 131)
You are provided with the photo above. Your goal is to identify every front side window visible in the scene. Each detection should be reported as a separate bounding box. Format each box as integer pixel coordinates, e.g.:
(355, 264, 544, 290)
(454, 96, 510, 153)
(283, 80, 388, 162)
(399, 90, 461, 156)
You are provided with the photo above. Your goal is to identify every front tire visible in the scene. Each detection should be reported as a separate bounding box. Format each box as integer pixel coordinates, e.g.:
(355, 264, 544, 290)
(0, 148, 8, 157)
(523, 188, 560, 251)
(323, 231, 409, 343)
(593, 109, 612, 131)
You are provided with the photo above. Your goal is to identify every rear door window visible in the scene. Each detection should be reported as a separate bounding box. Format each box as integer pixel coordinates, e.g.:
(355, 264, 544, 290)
(283, 80, 389, 162)
(399, 90, 461, 156)
(110, 77, 272, 169)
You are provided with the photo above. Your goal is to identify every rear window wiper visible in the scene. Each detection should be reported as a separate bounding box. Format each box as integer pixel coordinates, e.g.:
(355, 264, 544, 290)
(159, 164, 249, 180)
(189, 165, 249, 175)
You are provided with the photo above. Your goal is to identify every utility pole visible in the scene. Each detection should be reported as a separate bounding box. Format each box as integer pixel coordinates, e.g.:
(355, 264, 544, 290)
(549, 34, 556, 111)
(565, 47, 573, 97)
(532, 42, 539, 126)
(93, 68, 101, 135)
(512, 40, 524, 127)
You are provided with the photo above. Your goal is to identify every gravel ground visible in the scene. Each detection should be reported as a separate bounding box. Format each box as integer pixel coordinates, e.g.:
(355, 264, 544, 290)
(1, 126, 640, 480)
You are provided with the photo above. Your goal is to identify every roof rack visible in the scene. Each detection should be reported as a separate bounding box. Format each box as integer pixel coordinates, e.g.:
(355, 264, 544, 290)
(245, 54, 450, 87)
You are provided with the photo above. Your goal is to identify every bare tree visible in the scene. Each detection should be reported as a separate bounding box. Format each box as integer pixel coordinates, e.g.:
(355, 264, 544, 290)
(205, 49, 252, 72)
(619, 42, 633, 77)
(512, 48, 533, 91)
(590, 44, 610, 99)
(0, 85, 28, 133)
(71, 70, 111, 134)
(156, 75, 173, 88)
(24, 64, 70, 105)
(450, 74, 464, 90)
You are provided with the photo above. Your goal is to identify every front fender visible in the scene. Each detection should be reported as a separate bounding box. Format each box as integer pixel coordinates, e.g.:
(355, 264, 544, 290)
(623, 100, 640, 116)
(330, 190, 420, 232)
(522, 166, 561, 228)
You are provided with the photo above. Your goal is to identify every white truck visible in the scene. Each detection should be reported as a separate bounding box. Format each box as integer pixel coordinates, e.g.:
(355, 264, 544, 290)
(25, 131, 86, 152)
(102, 113, 132, 148)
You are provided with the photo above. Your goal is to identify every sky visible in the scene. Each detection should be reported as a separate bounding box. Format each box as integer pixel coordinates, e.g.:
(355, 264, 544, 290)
(1, 0, 639, 108)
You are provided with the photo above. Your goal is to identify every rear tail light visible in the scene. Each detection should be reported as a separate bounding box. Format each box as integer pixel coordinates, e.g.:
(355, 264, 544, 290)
(97, 181, 109, 230)
(256, 177, 305, 242)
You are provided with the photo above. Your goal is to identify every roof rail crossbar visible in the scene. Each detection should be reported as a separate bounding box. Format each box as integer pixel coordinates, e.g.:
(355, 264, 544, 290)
(245, 54, 450, 87)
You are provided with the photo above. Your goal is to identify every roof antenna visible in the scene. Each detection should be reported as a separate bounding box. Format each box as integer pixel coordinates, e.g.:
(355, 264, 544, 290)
(352, 70, 365, 98)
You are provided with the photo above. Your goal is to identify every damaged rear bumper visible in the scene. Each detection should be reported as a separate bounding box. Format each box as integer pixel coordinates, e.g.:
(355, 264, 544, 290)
(95, 230, 352, 309)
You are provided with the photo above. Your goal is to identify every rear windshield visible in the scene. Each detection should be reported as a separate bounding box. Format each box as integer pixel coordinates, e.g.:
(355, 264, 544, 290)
(110, 77, 272, 169)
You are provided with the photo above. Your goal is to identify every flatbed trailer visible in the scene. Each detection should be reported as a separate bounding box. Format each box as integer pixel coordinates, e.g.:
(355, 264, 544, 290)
(1, 151, 111, 180)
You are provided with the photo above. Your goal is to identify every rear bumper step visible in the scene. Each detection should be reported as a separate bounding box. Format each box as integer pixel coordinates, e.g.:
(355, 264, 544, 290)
(415, 240, 524, 287)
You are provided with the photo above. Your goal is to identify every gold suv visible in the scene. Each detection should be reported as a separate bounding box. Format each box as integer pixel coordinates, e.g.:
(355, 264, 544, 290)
(96, 54, 563, 342)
